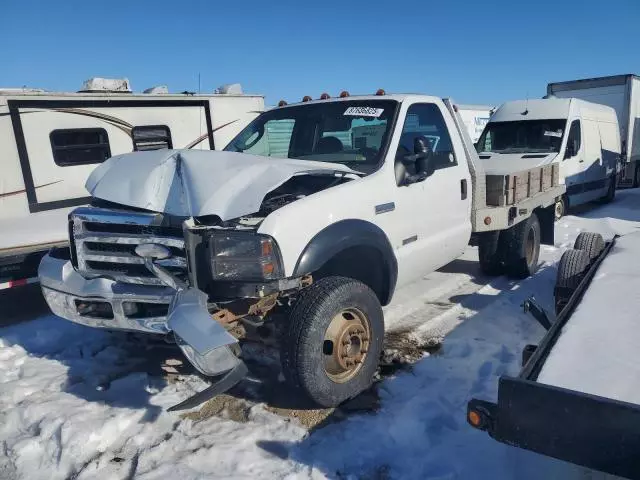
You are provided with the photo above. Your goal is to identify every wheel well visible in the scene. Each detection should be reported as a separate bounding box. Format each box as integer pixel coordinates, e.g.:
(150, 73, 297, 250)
(315, 246, 390, 306)
(535, 206, 555, 246)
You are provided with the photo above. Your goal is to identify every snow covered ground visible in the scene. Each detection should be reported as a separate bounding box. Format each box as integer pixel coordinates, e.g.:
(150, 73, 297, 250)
(2, 190, 640, 480)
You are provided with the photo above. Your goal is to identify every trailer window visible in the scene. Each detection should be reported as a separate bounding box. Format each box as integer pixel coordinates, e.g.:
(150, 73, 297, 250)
(50, 128, 111, 167)
(132, 125, 173, 151)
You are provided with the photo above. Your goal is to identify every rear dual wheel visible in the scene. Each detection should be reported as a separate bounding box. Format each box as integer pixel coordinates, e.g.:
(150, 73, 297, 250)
(478, 212, 541, 279)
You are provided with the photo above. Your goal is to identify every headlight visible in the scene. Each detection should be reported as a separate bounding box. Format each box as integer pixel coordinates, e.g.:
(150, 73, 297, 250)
(210, 233, 283, 281)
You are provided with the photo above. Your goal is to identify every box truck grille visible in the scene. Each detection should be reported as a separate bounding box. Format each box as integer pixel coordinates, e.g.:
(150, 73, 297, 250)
(70, 207, 187, 286)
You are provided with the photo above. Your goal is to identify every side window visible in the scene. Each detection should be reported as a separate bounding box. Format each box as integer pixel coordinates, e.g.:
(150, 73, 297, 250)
(132, 125, 172, 151)
(50, 128, 111, 167)
(565, 120, 581, 159)
(398, 103, 457, 170)
(241, 119, 296, 158)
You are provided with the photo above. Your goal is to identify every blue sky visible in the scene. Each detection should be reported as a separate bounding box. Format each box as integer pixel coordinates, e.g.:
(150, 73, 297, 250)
(1, 0, 638, 106)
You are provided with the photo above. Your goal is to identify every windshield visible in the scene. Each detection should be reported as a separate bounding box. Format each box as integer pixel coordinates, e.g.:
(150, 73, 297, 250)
(224, 100, 398, 173)
(476, 119, 566, 154)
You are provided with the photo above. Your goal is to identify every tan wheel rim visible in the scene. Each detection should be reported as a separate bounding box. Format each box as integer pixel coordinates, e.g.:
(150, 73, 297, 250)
(323, 307, 371, 383)
(555, 200, 564, 219)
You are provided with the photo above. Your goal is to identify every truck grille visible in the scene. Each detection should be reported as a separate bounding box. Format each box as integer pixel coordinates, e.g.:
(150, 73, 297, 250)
(70, 207, 188, 286)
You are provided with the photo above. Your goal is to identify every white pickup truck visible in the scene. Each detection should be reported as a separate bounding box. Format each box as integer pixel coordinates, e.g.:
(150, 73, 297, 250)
(38, 93, 564, 409)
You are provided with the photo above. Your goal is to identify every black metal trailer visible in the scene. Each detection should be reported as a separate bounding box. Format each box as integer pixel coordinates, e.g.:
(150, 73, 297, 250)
(467, 236, 640, 480)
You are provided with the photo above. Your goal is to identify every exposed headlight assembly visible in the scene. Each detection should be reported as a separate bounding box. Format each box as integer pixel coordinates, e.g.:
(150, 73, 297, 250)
(209, 233, 283, 281)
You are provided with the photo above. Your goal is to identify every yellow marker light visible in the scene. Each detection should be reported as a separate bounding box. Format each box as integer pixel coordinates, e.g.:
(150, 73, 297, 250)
(468, 410, 482, 427)
(262, 263, 275, 276)
(484, 216, 492, 226)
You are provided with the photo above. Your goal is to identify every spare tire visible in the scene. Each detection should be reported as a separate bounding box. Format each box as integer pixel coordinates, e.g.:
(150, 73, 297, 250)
(573, 232, 605, 261)
(555, 249, 590, 314)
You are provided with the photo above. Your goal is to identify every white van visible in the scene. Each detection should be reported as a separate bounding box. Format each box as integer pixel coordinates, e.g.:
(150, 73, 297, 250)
(476, 98, 620, 217)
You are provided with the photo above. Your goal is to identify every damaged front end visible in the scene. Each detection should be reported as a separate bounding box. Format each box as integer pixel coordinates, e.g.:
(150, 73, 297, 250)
(38, 149, 354, 410)
(38, 206, 305, 411)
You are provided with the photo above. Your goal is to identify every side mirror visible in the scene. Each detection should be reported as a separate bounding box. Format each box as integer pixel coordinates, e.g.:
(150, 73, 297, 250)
(399, 136, 434, 185)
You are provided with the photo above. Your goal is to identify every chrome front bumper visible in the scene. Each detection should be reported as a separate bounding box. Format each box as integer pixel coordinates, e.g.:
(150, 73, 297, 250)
(39, 253, 176, 334)
(39, 251, 246, 409)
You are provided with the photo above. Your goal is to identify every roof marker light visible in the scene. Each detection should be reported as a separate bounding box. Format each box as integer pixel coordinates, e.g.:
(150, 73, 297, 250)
(339, 90, 350, 98)
(278, 100, 287, 107)
(320, 92, 330, 100)
(375, 89, 386, 96)
(302, 95, 312, 102)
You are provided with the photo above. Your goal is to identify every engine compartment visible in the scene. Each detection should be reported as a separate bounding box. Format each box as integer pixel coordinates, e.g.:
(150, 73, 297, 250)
(196, 173, 353, 229)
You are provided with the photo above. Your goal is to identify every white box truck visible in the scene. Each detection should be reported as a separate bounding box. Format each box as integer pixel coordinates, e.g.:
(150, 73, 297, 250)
(547, 74, 640, 187)
(456, 104, 494, 143)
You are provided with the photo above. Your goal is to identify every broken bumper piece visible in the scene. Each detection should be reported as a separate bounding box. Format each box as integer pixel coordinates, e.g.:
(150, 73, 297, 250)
(167, 288, 248, 411)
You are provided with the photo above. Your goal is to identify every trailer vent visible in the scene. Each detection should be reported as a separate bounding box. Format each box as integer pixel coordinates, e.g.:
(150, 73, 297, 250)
(143, 85, 169, 94)
(79, 77, 132, 93)
(132, 126, 173, 151)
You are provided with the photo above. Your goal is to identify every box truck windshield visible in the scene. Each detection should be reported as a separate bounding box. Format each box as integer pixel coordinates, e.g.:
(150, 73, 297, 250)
(477, 119, 566, 154)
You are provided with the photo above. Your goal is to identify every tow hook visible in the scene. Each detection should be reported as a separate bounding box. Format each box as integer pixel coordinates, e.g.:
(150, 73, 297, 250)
(135, 243, 249, 411)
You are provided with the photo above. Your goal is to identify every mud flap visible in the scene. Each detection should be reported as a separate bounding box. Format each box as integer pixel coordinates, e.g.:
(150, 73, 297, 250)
(167, 288, 247, 410)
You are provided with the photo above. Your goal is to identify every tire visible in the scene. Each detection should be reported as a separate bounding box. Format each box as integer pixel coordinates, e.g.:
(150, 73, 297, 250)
(478, 231, 504, 276)
(554, 195, 567, 220)
(573, 232, 604, 261)
(503, 212, 541, 279)
(555, 249, 590, 314)
(600, 175, 616, 203)
(281, 276, 385, 407)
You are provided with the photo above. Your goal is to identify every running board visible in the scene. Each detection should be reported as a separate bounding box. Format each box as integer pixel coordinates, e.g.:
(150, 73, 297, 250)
(167, 360, 249, 412)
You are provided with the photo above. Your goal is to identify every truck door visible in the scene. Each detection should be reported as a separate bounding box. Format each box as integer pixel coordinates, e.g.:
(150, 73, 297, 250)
(392, 102, 471, 286)
(582, 119, 607, 201)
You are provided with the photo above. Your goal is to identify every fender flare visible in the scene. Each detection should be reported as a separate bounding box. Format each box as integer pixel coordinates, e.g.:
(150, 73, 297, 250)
(292, 219, 398, 305)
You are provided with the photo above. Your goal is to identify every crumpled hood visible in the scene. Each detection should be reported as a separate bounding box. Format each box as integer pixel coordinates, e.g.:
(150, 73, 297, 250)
(86, 149, 358, 219)
(479, 152, 559, 174)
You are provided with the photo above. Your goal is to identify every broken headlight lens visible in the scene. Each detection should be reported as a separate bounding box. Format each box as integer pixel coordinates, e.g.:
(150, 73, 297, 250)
(210, 233, 283, 281)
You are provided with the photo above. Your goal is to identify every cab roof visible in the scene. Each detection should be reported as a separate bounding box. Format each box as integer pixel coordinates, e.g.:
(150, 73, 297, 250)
(490, 98, 617, 122)
(273, 94, 442, 109)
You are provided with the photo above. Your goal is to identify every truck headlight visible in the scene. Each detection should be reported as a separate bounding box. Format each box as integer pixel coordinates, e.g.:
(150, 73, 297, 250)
(210, 233, 283, 281)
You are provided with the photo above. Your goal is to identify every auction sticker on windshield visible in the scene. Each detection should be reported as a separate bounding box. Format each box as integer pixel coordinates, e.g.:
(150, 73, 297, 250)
(544, 130, 563, 138)
(344, 106, 384, 117)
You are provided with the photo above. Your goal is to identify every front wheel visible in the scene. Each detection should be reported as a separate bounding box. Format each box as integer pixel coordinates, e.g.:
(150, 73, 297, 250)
(281, 276, 385, 407)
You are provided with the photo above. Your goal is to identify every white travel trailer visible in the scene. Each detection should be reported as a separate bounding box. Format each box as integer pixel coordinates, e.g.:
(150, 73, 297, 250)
(0, 78, 264, 288)
(476, 98, 619, 217)
(547, 74, 640, 186)
(456, 104, 494, 143)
